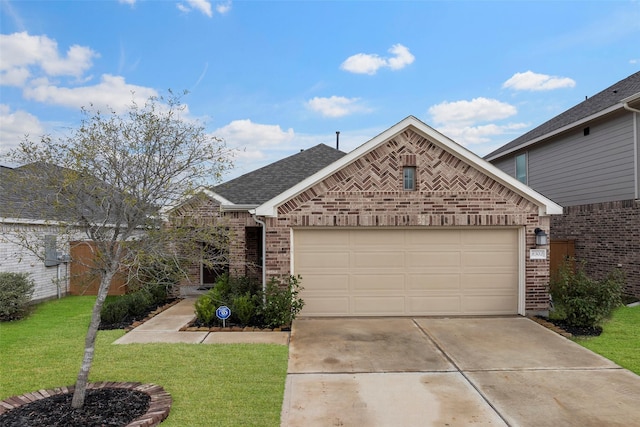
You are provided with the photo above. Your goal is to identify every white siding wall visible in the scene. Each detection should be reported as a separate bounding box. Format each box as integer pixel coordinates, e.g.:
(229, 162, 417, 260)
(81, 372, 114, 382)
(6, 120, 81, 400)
(0, 223, 72, 301)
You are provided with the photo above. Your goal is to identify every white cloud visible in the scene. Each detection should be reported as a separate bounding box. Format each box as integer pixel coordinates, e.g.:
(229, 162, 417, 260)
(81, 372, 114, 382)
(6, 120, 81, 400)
(118, 0, 136, 5)
(427, 97, 526, 149)
(0, 32, 98, 83)
(428, 97, 517, 127)
(23, 74, 158, 113)
(340, 44, 415, 75)
(177, 0, 213, 17)
(436, 122, 529, 147)
(216, 1, 232, 14)
(306, 96, 369, 118)
(503, 71, 576, 91)
(0, 105, 45, 156)
(214, 119, 295, 149)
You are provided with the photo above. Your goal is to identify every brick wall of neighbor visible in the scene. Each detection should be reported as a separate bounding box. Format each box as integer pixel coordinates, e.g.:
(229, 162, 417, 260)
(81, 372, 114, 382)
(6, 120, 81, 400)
(551, 199, 640, 297)
(0, 223, 71, 302)
(265, 129, 553, 314)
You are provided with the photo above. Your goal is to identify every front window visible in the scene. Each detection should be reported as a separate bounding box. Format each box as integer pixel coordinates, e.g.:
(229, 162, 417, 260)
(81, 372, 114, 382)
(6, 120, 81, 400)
(403, 167, 416, 190)
(515, 153, 527, 184)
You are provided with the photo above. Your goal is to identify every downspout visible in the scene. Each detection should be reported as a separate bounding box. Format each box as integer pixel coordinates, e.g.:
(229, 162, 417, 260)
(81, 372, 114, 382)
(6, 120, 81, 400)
(252, 215, 267, 304)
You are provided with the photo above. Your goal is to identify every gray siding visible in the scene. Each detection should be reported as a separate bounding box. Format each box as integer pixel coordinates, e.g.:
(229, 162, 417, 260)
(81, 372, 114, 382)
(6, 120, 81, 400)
(492, 157, 515, 178)
(492, 112, 636, 207)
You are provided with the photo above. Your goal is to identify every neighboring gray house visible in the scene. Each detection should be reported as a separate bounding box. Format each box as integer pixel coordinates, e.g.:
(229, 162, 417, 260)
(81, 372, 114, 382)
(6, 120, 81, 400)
(486, 71, 640, 297)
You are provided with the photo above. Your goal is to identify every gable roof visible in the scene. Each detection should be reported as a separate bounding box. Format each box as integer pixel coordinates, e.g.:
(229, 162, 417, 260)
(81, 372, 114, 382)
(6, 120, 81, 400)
(0, 163, 67, 222)
(212, 144, 346, 205)
(254, 116, 563, 217)
(485, 71, 640, 161)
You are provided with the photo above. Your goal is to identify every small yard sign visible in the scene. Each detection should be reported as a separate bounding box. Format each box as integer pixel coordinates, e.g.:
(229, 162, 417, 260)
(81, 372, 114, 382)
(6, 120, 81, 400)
(216, 305, 231, 328)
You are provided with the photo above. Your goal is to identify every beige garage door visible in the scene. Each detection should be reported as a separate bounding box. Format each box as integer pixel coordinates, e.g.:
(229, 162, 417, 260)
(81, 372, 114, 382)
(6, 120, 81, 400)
(293, 228, 519, 316)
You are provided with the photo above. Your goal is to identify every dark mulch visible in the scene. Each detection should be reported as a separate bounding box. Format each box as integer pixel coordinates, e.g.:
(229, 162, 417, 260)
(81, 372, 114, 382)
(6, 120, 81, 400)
(539, 316, 602, 337)
(0, 388, 150, 427)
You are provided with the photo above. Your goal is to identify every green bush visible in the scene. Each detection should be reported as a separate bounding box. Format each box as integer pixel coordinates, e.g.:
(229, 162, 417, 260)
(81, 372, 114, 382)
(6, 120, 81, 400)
(193, 275, 304, 328)
(195, 289, 218, 325)
(259, 275, 305, 329)
(233, 293, 257, 326)
(100, 297, 129, 325)
(0, 272, 35, 321)
(550, 259, 624, 328)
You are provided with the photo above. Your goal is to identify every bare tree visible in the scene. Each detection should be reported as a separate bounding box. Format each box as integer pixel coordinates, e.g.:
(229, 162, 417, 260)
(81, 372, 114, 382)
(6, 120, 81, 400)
(6, 92, 232, 408)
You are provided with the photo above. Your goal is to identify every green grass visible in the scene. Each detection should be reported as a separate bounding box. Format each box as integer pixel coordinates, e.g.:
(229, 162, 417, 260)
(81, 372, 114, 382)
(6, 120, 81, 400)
(0, 296, 289, 426)
(575, 305, 640, 375)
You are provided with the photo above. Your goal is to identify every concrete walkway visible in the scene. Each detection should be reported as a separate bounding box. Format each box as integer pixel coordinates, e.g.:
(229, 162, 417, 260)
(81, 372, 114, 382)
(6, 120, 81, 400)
(281, 317, 640, 426)
(113, 298, 290, 345)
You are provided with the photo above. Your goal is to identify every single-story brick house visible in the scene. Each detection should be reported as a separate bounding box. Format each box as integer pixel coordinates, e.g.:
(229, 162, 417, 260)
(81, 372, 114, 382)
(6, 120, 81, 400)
(170, 116, 562, 317)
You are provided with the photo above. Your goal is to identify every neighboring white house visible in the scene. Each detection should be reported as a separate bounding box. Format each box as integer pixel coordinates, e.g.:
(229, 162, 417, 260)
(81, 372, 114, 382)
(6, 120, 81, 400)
(0, 165, 74, 302)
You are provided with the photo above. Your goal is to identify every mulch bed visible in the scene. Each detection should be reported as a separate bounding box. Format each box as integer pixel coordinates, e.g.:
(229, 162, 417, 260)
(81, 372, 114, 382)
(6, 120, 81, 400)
(532, 316, 602, 338)
(0, 382, 171, 427)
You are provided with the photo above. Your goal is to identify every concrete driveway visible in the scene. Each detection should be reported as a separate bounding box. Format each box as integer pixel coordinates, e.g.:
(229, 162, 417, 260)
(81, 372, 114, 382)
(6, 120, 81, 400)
(281, 317, 640, 426)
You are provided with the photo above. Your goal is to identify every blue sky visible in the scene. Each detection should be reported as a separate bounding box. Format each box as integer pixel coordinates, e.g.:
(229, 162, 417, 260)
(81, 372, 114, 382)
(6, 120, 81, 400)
(1, 0, 639, 180)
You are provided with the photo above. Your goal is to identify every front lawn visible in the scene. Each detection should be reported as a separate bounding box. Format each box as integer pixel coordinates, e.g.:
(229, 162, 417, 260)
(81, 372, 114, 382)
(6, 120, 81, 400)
(575, 305, 640, 375)
(0, 296, 289, 426)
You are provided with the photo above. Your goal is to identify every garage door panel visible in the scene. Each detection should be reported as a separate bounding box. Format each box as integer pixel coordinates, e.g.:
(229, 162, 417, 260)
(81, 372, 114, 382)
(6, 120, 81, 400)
(408, 296, 462, 314)
(463, 295, 518, 314)
(406, 252, 460, 267)
(303, 297, 351, 316)
(353, 296, 405, 315)
(462, 251, 517, 267)
(462, 273, 518, 290)
(296, 251, 350, 269)
(407, 274, 461, 290)
(294, 228, 519, 316)
(406, 229, 461, 245)
(352, 230, 405, 245)
(352, 275, 405, 291)
(353, 252, 404, 268)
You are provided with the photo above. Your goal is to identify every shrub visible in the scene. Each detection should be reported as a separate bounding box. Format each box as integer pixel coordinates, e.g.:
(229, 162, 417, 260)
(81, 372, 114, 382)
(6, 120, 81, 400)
(100, 297, 129, 325)
(259, 275, 305, 329)
(195, 292, 218, 325)
(233, 293, 256, 326)
(0, 272, 35, 321)
(550, 259, 624, 328)
(193, 275, 304, 328)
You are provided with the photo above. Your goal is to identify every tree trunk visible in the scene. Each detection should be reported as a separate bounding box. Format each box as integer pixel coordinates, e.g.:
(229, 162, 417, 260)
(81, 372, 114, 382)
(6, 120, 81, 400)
(71, 268, 116, 408)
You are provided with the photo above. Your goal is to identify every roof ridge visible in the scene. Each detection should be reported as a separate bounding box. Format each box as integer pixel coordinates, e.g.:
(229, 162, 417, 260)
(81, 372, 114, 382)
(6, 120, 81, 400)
(485, 71, 640, 159)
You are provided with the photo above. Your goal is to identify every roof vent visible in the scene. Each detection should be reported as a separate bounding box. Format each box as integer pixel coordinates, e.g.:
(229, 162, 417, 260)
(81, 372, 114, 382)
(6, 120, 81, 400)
(336, 131, 340, 150)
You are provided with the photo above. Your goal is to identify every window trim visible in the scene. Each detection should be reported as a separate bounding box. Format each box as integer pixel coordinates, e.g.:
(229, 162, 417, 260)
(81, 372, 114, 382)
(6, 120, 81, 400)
(403, 166, 416, 191)
(515, 153, 528, 185)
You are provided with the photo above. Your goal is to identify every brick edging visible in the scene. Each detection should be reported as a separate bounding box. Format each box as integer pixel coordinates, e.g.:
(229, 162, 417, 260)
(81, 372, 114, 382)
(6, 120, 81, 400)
(0, 382, 172, 426)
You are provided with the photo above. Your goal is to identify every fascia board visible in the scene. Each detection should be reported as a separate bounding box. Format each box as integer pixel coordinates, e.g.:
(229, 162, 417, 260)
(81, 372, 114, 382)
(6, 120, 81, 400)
(485, 103, 624, 161)
(161, 187, 234, 215)
(255, 115, 563, 217)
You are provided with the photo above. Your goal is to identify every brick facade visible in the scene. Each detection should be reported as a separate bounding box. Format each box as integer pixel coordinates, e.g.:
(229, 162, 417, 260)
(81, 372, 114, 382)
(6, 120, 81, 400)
(265, 129, 552, 314)
(174, 128, 555, 314)
(551, 199, 640, 297)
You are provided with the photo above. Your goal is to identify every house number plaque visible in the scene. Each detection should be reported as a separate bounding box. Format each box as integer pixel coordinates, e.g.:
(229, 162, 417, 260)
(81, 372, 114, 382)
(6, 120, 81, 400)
(529, 249, 547, 260)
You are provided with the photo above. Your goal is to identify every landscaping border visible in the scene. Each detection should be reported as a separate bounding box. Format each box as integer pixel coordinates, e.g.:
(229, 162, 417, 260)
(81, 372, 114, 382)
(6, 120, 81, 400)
(0, 382, 172, 426)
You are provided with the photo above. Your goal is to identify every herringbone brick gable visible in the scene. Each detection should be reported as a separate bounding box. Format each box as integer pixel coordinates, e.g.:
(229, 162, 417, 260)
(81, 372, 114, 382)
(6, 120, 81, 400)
(279, 129, 537, 215)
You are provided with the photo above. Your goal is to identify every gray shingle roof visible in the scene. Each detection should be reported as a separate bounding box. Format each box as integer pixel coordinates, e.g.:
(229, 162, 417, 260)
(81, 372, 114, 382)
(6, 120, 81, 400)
(485, 71, 640, 160)
(0, 164, 65, 221)
(212, 144, 346, 205)
(213, 144, 346, 205)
